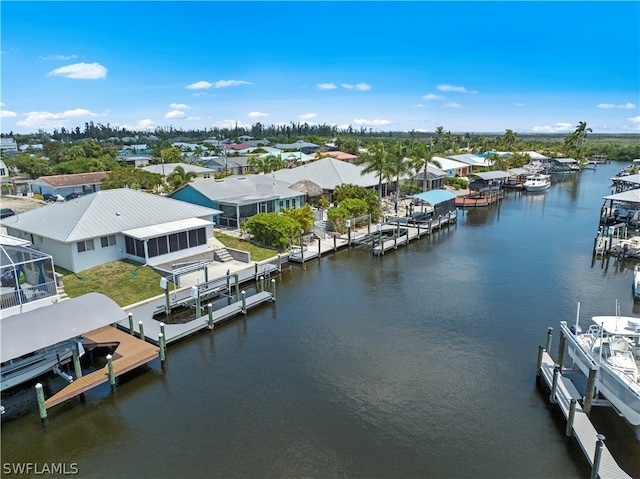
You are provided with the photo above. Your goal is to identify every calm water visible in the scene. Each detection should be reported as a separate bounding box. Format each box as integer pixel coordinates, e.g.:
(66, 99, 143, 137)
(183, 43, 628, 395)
(2, 162, 640, 478)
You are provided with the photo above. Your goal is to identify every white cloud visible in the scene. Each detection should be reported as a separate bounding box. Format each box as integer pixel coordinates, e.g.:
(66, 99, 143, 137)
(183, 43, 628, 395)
(355, 83, 371, 91)
(0, 110, 17, 118)
(186, 116, 201, 121)
(212, 119, 249, 129)
(354, 118, 392, 126)
(165, 110, 185, 119)
(597, 102, 636, 109)
(515, 102, 526, 107)
(16, 108, 99, 128)
(214, 80, 252, 88)
(170, 103, 190, 110)
(299, 113, 317, 120)
(341, 83, 371, 91)
(342, 83, 354, 89)
(443, 102, 463, 109)
(532, 122, 573, 133)
(436, 84, 477, 94)
(187, 81, 213, 90)
(248, 111, 269, 118)
(624, 116, 640, 131)
(422, 93, 444, 100)
(41, 54, 78, 61)
(414, 104, 425, 108)
(628, 116, 640, 124)
(47, 62, 107, 79)
(317, 83, 337, 90)
(133, 119, 157, 130)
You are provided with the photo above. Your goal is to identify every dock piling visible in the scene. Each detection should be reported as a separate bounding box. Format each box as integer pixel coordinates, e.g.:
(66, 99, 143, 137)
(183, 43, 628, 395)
(536, 345, 544, 385)
(35, 383, 48, 427)
(128, 312, 134, 335)
(584, 367, 598, 415)
(160, 322, 166, 341)
(565, 398, 577, 443)
(106, 354, 115, 392)
(545, 327, 553, 353)
(158, 333, 166, 369)
(138, 321, 145, 342)
(72, 343, 83, 380)
(557, 330, 566, 369)
(590, 434, 605, 479)
(550, 364, 560, 405)
(271, 279, 277, 301)
(259, 275, 265, 293)
(241, 290, 246, 314)
(207, 303, 214, 329)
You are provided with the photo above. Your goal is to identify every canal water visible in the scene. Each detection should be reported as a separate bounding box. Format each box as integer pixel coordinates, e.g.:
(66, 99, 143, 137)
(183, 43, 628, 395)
(2, 162, 639, 478)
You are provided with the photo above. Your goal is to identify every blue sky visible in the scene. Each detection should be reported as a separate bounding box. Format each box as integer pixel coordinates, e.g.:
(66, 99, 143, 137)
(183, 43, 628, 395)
(1, 1, 639, 135)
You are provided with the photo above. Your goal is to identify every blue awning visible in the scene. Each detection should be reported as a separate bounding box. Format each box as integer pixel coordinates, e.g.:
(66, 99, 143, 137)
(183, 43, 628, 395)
(410, 190, 456, 205)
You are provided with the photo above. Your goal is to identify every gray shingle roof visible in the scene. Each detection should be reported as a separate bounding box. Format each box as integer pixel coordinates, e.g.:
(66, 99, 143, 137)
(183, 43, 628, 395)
(3, 188, 221, 242)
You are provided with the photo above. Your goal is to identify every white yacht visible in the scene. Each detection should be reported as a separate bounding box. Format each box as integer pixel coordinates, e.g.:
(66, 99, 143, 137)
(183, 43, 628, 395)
(523, 173, 551, 192)
(561, 313, 640, 428)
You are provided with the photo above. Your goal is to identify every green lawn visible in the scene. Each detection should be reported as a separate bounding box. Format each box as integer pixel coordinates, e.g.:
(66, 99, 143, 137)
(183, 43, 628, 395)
(58, 235, 278, 305)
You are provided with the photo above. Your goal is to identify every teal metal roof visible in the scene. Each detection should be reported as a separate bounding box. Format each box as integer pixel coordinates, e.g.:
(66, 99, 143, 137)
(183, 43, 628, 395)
(410, 189, 456, 205)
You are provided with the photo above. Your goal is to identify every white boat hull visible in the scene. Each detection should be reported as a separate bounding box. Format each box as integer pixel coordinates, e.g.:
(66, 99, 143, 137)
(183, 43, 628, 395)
(561, 322, 640, 426)
(1, 342, 76, 391)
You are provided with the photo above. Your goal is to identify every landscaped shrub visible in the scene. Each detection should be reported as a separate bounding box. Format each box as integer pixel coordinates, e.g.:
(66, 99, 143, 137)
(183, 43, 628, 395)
(244, 213, 301, 251)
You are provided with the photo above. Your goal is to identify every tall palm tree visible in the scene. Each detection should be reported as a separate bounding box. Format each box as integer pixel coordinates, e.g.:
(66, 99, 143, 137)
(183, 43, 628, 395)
(503, 129, 517, 152)
(356, 141, 391, 199)
(409, 140, 442, 191)
(387, 140, 413, 214)
(564, 121, 592, 167)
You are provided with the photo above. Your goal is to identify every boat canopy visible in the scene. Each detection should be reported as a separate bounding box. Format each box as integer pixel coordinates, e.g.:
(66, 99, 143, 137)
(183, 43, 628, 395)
(409, 190, 456, 205)
(1, 292, 126, 363)
(603, 190, 640, 203)
(473, 171, 509, 180)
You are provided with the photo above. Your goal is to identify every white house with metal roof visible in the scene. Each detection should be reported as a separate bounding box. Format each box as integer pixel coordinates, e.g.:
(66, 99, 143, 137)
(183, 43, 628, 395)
(0, 189, 222, 273)
(170, 175, 305, 229)
(447, 154, 491, 170)
(142, 163, 213, 179)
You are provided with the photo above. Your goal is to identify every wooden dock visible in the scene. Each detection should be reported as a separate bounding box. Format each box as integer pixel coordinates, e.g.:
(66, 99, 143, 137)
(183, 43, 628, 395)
(44, 326, 159, 408)
(372, 215, 455, 255)
(538, 350, 631, 478)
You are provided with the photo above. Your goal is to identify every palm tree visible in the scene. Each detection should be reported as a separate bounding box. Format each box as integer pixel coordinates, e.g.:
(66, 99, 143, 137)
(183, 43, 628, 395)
(166, 165, 197, 191)
(386, 140, 413, 214)
(409, 140, 441, 191)
(564, 121, 592, 167)
(502, 129, 517, 152)
(356, 141, 391, 199)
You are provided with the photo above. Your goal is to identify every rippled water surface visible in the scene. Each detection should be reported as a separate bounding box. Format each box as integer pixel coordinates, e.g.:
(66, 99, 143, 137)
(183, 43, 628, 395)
(2, 163, 639, 478)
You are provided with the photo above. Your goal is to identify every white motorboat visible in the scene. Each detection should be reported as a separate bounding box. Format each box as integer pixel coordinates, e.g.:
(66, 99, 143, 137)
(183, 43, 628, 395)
(561, 312, 640, 427)
(523, 173, 551, 192)
(633, 265, 640, 302)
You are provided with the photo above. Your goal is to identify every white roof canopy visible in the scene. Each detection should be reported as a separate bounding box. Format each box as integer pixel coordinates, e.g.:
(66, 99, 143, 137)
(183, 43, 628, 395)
(122, 218, 213, 240)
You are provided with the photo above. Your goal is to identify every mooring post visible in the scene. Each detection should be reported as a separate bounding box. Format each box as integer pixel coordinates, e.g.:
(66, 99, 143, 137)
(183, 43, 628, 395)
(138, 321, 145, 342)
(565, 399, 577, 443)
(545, 327, 553, 353)
(417, 222, 420, 238)
(234, 275, 239, 303)
(164, 287, 171, 321)
(241, 290, 247, 314)
(207, 303, 214, 330)
(271, 278, 277, 301)
(254, 262, 259, 281)
(584, 367, 598, 415)
(204, 266, 209, 283)
(557, 330, 566, 369)
(259, 275, 265, 293)
(347, 221, 352, 248)
(550, 364, 560, 405)
(226, 271, 231, 305)
(158, 333, 166, 369)
(536, 345, 544, 385)
(333, 234, 337, 252)
(35, 383, 48, 427)
(128, 312, 134, 335)
(106, 354, 115, 392)
(318, 238, 322, 259)
(428, 218, 433, 234)
(590, 434, 605, 479)
(277, 253, 282, 272)
(70, 344, 82, 381)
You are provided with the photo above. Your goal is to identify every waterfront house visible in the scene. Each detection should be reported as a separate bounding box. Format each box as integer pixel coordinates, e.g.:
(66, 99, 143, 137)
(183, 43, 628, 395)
(446, 153, 490, 171)
(313, 151, 358, 163)
(142, 163, 213, 180)
(271, 157, 391, 199)
(0, 188, 221, 273)
(169, 175, 305, 229)
(31, 172, 109, 200)
(429, 156, 470, 177)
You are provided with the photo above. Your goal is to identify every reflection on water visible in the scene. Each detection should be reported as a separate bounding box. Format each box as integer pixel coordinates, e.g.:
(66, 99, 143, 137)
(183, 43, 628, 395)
(1, 163, 639, 478)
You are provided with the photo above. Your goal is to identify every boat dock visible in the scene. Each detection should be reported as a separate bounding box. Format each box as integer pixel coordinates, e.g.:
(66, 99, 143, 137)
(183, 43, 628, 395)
(537, 344, 631, 478)
(44, 325, 159, 409)
(370, 214, 456, 255)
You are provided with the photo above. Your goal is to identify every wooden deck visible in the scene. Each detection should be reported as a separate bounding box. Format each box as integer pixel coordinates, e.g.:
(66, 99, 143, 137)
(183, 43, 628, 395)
(44, 326, 159, 408)
(539, 350, 631, 478)
(454, 191, 503, 208)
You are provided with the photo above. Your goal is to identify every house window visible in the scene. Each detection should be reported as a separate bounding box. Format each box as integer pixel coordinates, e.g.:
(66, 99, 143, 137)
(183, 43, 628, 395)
(100, 235, 116, 248)
(204, 173, 211, 179)
(77, 239, 95, 253)
(124, 236, 145, 258)
(0, 167, 6, 176)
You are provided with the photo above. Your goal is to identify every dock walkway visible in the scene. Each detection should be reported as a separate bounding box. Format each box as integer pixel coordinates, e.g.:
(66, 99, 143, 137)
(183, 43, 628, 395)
(44, 326, 159, 408)
(539, 350, 631, 479)
(372, 215, 455, 255)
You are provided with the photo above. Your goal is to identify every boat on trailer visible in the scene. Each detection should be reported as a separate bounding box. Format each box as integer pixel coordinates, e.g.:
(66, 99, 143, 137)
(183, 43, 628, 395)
(561, 307, 640, 430)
